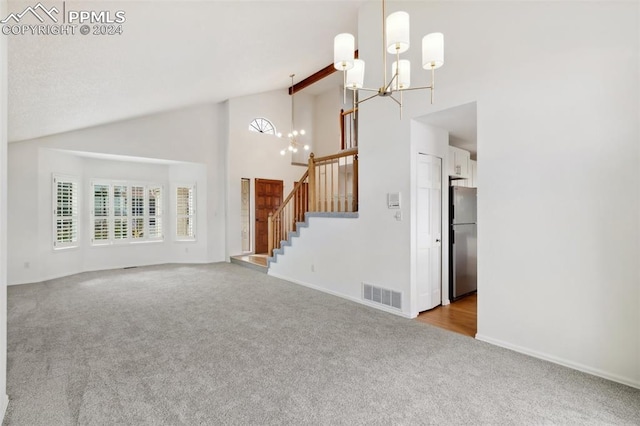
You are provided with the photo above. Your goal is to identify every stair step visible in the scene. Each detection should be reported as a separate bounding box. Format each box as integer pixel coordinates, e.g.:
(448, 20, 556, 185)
(267, 212, 359, 267)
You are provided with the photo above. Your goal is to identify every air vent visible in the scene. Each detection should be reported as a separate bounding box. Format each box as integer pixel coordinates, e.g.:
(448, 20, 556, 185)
(362, 283, 401, 310)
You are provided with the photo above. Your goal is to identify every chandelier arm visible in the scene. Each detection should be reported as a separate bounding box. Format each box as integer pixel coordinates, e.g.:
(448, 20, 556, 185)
(356, 87, 381, 93)
(384, 73, 399, 93)
(353, 91, 358, 120)
(384, 48, 401, 93)
(382, 0, 387, 88)
(431, 66, 435, 104)
(398, 85, 434, 91)
(355, 92, 380, 106)
(343, 71, 347, 105)
(388, 95, 402, 107)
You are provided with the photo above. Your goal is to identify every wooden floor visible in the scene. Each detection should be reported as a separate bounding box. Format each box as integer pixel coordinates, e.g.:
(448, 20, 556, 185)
(232, 254, 268, 267)
(416, 293, 477, 337)
(229, 254, 268, 273)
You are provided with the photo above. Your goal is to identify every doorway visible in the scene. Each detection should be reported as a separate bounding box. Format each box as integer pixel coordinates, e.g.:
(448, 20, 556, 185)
(254, 178, 283, 254)
(414, 102, 478, 338)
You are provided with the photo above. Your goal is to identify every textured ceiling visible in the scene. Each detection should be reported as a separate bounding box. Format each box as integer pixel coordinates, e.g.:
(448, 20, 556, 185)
(7, 1, 364, 142)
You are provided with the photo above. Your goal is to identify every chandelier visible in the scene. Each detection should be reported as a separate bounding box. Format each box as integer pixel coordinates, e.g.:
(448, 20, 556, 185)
(279, 74, 309, 155)
(333, 0, 444, 117)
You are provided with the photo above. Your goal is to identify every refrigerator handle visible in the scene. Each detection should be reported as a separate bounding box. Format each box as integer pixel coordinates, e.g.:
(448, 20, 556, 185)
(451, 228, 455, 244)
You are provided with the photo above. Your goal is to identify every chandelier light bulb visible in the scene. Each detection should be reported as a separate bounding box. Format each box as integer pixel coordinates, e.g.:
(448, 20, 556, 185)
(293, 148, 298, 153)
(277, 132, 282, 138)
(280, 150, 286, 155)
(300, 129, 306, 135)
(392, 59, 411, 90)
(304, 145, 310, 150)
(288, 145, 293, 152)
(346, 59, 366, 90)
(422, 32, 444, 69)
(288, 133, 293, 138)
(386, 11, 410, 54)
(293, 130, 298, 136)
(334, 33, 355, 71)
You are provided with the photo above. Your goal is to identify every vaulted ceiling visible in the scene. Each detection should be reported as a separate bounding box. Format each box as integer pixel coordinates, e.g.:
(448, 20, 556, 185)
(7, 1, 365, 142)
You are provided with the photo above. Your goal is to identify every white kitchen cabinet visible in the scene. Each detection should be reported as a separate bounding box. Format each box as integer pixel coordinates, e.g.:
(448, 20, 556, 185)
(448, 146, 471, 179)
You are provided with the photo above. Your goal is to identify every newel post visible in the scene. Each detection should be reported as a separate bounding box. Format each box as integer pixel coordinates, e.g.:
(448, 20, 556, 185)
(268, 212, 274, 257)
(308, 153, 316, 212)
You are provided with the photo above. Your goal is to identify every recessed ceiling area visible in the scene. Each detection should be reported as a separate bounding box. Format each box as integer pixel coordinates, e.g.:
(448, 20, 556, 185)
(418, 102, 477, 160)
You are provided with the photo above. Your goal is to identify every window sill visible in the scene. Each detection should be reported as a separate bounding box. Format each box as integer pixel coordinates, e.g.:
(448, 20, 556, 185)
(53, 244, 79, 251)
(91, 239, 164, 247)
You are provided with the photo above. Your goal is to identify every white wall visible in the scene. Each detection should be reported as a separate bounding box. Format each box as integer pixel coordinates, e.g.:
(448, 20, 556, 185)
(291, 91, 314, 165)
(0, 0, 9, 415)
(8, 104, 224, 284)
(313, 87, 343, 157)
(226, 90, 312, 257)
(270, 1, 640, 388)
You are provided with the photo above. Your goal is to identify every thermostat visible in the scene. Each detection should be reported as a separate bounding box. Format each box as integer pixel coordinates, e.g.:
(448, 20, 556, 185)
(387, 192, 401, 209)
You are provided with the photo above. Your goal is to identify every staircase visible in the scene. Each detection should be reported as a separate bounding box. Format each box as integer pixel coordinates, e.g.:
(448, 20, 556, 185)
(267, 148, 358, 265)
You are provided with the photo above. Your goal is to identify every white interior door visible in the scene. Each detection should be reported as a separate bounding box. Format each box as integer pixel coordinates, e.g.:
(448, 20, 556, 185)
(417, 154, 442, 312)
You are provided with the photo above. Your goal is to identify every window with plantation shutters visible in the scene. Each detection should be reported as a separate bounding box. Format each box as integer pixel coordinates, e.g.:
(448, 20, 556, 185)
(113, 184, 128, 240)
(131, 186, 144, 239)
(53, 175, 79, 249)
(176, 185, 196, 240)
(91, 181, 163, 245)
(92, 183, 109, 243)
(148, 186, 163, 239)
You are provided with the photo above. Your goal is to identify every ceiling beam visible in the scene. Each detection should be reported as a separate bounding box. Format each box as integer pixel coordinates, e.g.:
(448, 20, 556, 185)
(289, 50, 358, 95)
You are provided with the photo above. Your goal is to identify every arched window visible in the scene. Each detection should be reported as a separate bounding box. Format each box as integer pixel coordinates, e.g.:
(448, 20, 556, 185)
(249, 117, 277, 135)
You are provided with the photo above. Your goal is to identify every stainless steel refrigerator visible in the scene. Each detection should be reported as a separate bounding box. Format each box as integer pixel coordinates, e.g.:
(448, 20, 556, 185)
(449, 186, 477, 300)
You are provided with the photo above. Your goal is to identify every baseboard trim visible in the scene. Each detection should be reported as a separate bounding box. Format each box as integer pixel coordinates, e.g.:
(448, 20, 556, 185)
(268, 272, 412, 319)
(475, 334, 640, 390)
(8, 260, 217, 286)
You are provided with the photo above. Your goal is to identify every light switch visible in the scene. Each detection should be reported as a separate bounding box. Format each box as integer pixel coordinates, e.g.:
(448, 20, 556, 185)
(395, 211, 402, 221)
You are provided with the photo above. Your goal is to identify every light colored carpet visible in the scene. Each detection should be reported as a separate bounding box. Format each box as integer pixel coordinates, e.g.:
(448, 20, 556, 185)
(3, 263, 640, 425)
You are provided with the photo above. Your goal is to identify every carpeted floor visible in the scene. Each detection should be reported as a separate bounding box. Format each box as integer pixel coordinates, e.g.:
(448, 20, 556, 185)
(3, 263, 640, 425)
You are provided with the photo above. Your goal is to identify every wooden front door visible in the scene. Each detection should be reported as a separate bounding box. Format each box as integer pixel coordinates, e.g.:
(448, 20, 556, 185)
(255, 178, 283, 254)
